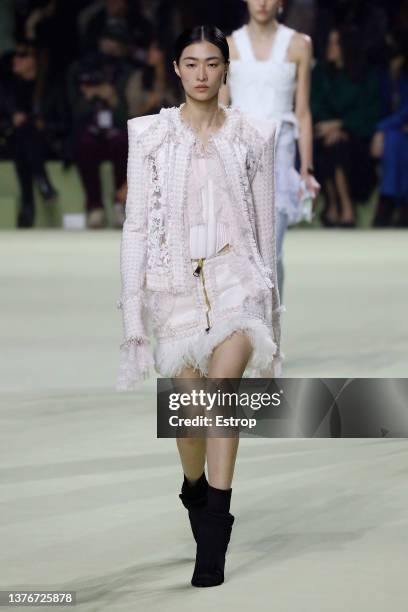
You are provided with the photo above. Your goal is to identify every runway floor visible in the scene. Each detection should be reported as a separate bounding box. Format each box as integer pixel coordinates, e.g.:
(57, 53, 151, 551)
(0, 228, 407, 611)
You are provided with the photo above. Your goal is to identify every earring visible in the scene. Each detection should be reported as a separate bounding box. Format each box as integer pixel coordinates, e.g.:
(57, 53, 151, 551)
(278, 4, 284, 16)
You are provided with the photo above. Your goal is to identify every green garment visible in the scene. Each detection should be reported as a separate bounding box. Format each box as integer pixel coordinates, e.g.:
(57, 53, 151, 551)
(311, 62, 380, 139)
(0, 0, 14, 53)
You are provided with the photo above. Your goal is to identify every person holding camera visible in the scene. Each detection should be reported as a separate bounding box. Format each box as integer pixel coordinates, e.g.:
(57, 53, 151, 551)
(67, 24, 136, 229)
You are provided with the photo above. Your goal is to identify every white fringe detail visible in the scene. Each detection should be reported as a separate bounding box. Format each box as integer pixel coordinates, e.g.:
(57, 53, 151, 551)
(154, 315, 283, 379)
(116, 341, 155, 391)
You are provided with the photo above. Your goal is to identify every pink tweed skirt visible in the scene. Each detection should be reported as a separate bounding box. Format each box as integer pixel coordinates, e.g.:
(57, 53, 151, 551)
(148, 244, 281, 378)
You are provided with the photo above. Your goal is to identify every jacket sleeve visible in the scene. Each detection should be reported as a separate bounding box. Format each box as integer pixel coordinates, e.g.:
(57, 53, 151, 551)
(116, 119, 155, 391)
(250, 123, 285, 377)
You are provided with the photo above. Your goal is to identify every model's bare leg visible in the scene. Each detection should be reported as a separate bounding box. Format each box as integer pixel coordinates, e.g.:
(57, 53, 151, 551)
(175, 366, 206, 483)
(175, 366, 209, 547)
(208, 329, 253, 378)
(205, 330, 253, 490)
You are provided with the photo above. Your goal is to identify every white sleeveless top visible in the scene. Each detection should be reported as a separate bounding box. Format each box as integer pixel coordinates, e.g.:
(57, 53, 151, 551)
(229, 24, 298, 132)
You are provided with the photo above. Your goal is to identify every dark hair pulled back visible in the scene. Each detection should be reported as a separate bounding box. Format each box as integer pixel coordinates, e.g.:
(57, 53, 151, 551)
(173, 24, 230, 65)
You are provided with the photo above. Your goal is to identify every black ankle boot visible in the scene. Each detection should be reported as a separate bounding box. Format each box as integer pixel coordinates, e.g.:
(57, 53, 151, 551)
(178, 472, 208, 543)
(191, 507, 235, 587)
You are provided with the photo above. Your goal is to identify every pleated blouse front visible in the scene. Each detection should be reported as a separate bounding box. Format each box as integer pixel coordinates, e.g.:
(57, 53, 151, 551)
(187, 138, 232, 259)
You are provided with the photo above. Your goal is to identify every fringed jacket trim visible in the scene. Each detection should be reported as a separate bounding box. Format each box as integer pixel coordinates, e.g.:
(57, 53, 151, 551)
(116, 104, 285, 387)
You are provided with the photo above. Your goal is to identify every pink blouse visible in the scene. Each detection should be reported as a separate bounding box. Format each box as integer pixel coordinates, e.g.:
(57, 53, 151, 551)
(187, 139, 232, 259)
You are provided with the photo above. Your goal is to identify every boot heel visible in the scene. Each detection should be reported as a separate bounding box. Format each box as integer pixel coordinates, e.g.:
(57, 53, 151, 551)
(191, 508, 235, 587)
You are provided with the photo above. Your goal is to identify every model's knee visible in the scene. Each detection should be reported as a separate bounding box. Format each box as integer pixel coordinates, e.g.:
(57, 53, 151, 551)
(177, 436, 205, 448)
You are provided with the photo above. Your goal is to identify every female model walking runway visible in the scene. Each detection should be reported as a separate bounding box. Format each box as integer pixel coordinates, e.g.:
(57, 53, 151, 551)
(116, 24, 283, 587)
(220, 0, 320, 300)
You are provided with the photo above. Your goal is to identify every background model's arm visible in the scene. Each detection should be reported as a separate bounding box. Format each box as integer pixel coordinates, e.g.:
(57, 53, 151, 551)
(293, 34, 320, 197)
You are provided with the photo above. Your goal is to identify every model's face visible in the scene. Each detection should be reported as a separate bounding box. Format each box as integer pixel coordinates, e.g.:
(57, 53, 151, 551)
(245, 0, 281, 23)
(174, 41, 227, 102)
(327, 30, 342, 63)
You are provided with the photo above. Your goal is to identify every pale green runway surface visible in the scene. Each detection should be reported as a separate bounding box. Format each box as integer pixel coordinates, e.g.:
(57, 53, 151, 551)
(0, 229, 407, 611)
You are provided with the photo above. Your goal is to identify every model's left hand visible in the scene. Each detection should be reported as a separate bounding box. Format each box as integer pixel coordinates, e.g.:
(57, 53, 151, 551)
(299, 172, 321, 202)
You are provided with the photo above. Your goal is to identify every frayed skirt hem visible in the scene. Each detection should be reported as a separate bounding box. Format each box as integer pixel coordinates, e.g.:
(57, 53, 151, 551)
(154, 315, 283, 379)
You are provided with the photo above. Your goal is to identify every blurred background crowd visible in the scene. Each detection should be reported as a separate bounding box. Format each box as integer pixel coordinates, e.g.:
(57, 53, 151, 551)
(0, 0, 407, 229)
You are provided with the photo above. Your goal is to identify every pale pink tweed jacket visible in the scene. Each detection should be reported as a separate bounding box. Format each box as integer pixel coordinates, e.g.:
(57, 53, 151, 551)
(116, 104, 285, 390)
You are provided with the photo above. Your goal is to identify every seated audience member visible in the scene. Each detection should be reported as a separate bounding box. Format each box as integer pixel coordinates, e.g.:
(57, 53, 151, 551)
(1, 38, 67, 228)
(79, 0, 154, 58)
(314, 0, 389, 64)
(125, 40, 167, 117)
(13, 0, 80, 79)
(67, 24, 137, 229)
(311, 26, 380, 227)
(371, 33, 408, 228)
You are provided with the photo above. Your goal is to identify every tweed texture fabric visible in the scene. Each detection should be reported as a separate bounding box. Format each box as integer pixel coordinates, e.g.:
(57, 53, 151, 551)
(116, 104, 286, 390)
